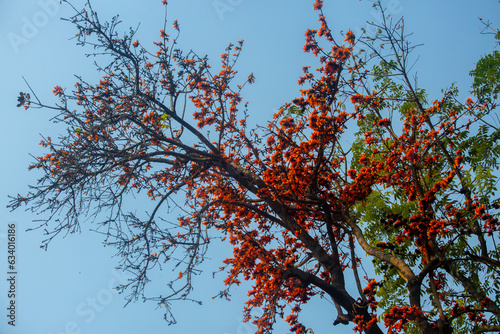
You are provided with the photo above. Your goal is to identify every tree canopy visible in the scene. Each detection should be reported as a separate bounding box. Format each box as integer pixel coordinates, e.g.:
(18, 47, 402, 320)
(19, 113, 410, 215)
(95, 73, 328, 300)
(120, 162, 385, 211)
(10, 0, 500, 333)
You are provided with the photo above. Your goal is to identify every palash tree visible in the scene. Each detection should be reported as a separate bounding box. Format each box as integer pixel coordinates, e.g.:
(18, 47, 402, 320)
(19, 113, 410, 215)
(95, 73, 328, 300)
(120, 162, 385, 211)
(10, 0, 500, 333)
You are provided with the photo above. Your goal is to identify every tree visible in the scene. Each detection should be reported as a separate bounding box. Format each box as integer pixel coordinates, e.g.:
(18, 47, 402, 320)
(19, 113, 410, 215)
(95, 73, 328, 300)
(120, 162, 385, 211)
(10, 0, 500, 333)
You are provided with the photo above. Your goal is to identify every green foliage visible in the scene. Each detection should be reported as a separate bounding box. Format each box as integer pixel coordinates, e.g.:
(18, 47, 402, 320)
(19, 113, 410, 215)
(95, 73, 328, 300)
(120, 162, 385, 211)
(160, 113, 171, 128)
(471, 49, 500, 101)
(285, 104, 306, 117)
(350, 23, 500, 332)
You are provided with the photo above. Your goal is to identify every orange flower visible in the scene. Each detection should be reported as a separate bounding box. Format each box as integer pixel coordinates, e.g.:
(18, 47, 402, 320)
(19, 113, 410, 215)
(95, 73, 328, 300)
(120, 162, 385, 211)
(344, 29, 355, 45)
(53, 86, 64, 97)
(313, 0, 323, 10)
(377, 118, 390, 127)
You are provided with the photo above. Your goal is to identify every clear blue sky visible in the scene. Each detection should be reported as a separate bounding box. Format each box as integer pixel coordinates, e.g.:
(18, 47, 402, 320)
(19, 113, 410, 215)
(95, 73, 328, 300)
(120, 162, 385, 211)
(1, 1, 499, 333)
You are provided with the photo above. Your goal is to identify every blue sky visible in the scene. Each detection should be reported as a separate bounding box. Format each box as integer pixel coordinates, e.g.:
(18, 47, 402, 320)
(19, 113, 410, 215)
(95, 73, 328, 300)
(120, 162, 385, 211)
(1, 1, 499, 333)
